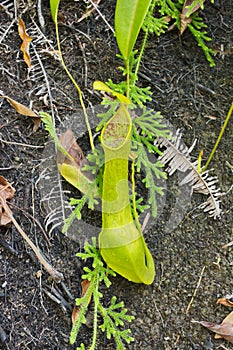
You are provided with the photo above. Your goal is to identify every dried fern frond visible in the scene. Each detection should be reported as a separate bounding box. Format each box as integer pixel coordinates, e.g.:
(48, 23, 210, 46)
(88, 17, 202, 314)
(154, 129, 222, 218)
(0, 0, 15, 18)
(0, 17, 16, 44)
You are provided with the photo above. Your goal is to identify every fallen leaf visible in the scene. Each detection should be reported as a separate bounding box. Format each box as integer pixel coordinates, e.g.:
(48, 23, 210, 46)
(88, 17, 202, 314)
(72, 280, 92, 325)
(57, 129, 98, 196)
(1, 95, 37, 116)
(217, 298, 233, 308)
(192, 312, 233, 343)
(18, 18, 32, 68)
(0, 176, 15, 225)
(182, 0, 206, 17)
(59, 129, 87, 167)
(215, 311, 233, 340)
(1, 95, 41, 131)
(180, 0, 206, 35)
(179, 14, 192, 35)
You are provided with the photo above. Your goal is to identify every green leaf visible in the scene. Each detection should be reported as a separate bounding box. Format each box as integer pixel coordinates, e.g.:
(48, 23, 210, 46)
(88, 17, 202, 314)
(115, 0, 152, 59)
(93, 80, 131, 104)
(50, 0, 60, 23)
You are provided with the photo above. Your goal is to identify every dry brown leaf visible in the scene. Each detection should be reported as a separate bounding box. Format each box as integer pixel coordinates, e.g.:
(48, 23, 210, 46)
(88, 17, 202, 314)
(58, 129, 88, 168)
(1, 95, 37, 116)
(0, 176, 15, 226)
(217, 298, 233, 308)
(1, 95, 41, 131)
(215, 312, 233, 340)
(18, 18, 32, 68)
(180, 0, 206, 35)
(182, 0, 206, 17)
(57, 129, 98, 196)
(179, 14, 192, 35)
(192, 312, 233, 343)
(72, 280, 92, 325)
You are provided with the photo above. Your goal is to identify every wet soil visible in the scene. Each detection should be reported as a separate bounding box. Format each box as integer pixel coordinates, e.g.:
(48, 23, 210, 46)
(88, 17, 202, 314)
(0, 1, 233, 349)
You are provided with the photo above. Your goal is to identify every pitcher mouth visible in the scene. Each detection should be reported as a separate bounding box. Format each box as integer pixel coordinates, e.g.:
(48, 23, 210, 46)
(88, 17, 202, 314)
(101, 104, 132, 150)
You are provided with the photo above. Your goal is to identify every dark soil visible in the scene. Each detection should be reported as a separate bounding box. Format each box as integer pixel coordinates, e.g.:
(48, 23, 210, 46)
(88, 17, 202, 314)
(0, 1, 233, 349)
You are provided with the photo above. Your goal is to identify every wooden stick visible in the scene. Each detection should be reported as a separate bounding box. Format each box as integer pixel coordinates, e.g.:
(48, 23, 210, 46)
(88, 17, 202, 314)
(186, 266, 205, 315)
(0, 196, 63, 282)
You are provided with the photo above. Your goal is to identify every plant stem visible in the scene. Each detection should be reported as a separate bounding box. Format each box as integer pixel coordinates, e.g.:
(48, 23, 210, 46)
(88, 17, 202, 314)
(134, 29, 149, 82)
(201, 102, 233, 172)
(55, 22, 95, 151)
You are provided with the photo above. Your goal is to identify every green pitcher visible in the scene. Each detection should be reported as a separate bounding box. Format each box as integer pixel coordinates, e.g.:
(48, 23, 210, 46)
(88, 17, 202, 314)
(99, 104, 155, 284)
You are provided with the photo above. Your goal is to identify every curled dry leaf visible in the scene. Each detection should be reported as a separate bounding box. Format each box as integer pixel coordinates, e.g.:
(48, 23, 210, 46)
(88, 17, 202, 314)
(217, 298, 233, 308)
(18, 18, 32, 68)
(57, 129, 98, 196)
(180, 0, 206, 35)
(72, 280, 92, 325)
(1, 95, 41, 131)
(182, 0, 206, 17)
(179, 14, 192, 35)
(0, 176, 15, 226)
(166, 0, 205, 34)
(192, 311, 233, 343)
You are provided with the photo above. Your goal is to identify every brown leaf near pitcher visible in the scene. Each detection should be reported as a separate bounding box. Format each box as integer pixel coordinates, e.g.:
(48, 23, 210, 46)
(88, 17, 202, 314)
(72, 280, 92, 325)
(0, 176, 15, 226)
(180, 0, 206, 35)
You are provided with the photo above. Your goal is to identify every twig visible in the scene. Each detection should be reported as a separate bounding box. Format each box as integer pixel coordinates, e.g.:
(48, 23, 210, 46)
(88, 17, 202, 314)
(0, 137, 44, 148)
(0, 238, 18, 255)
(9, 202, 51, 246)
(222, 231, 233, 249)
(51, 285, 73, 311)
(88, 0, 114, 33)
(142, 212, 150, 232)
(0, 197, 63, 282)
(216, 344, 232, 350)
(61, 281, 75, 301)
(186, 266, 206, 315)
(43, 288, 63, 305)
(0, 166, 21, 170)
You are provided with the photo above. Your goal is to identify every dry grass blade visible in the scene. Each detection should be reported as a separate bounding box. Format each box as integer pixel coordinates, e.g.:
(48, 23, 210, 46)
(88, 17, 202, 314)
(0, 17, 16, 44)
